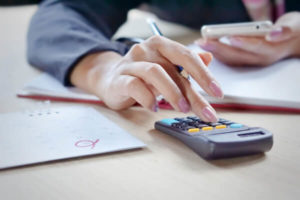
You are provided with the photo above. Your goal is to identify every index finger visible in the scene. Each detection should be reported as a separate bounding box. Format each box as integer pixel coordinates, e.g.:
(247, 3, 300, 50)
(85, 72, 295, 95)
(145, 36, 223, 98)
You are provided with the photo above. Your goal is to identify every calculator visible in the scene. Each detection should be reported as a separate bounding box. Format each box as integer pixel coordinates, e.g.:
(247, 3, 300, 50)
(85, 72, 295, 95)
(154, 116, 273, 159)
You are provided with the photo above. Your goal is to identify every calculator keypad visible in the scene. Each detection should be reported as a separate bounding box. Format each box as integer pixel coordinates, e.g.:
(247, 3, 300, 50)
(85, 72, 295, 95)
(160, 117, 247, 135)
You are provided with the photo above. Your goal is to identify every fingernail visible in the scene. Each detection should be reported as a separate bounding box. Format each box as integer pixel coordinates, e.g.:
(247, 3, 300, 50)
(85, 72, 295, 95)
(209, 81, 224, 98)
(152, 102, 159, 112)
(229, 37, 243, 47)
(202, 106, 218, 122)
(198, 42, 216, 52)
(266, 27, 283, 41)
(178, 98, 190, 113)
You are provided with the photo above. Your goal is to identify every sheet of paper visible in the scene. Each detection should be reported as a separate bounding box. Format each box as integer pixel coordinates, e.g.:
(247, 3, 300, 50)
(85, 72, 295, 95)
(19, 73, 99, 101)
(0, 106, 145, 169)
(188, 44, 300, 109)
(18, 45, 300, 109)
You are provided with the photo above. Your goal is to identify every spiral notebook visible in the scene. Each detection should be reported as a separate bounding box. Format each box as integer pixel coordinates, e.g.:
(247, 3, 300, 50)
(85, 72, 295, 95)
(0, 106, 145, 170)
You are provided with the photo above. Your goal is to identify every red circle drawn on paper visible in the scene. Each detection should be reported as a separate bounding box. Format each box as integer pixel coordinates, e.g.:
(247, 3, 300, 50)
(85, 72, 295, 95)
(75, 139, 100, 149)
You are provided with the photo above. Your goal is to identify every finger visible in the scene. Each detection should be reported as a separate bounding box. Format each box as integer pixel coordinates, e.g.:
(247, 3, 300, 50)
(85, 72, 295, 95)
(265, 26, 293, 42)
(167, 68, 218, 122)
(227, 36, 292, 59)
(147, 84, 161, 97)
(197, 39, 268, 66)
(266, 12, 300, 42)
(227, 36, 273, 55)
(145, 35, 224, 99)
(198, 52, 213, 66)
(122, 61, 190, 113)
(120, 75, 158, 112)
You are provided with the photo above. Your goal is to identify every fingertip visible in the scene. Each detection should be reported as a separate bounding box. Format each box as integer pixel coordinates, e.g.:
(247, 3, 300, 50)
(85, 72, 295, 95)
(266, 26, 292, 42)
(266, 27, 282, 42)
(201, 106, 218, 123)
(199, 52, 213, 66)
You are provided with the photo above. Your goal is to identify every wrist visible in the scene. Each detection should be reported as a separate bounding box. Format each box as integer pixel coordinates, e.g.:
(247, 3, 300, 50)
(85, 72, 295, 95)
(70, 51, 123, 95)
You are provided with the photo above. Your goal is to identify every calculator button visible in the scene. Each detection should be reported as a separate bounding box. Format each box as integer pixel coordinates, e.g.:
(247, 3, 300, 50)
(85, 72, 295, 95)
(178, 121, 188, 126)
(195, 119, 206, 124)
(195, 124, 209, 128)
(161, 119, 179, 126)
(215, 125, 227, 129)
(183, 119, 194, 123)
(188, 128, 200, 133)
(209, 122, 222, 126)
(182, 126, 196, 131)
(174, 118, 185, 122)
(186, 121, 197, 126)
(222, 121, 234, 125)
(218, 118, 227, 122)
(202, 126, 213, 131)
(171, 123, 181, 128)
(230, 123, 243, 128)
(187, 116, 199, 121)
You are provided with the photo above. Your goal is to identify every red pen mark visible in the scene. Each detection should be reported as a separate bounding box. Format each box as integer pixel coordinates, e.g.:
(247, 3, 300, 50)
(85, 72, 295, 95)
(75, 139, 100, 149)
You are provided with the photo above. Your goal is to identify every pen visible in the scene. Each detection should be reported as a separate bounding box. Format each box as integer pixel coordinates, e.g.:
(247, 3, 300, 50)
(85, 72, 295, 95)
(146, 18, 189, 79)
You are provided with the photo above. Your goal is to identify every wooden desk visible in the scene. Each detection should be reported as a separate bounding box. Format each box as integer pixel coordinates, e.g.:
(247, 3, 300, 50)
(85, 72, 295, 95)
(0, 5, 299, 200)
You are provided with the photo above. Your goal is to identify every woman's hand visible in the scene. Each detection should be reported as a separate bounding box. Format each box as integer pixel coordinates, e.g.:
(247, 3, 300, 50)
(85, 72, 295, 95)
(195, 12, 300, 66)
(71, 35, 223, 122)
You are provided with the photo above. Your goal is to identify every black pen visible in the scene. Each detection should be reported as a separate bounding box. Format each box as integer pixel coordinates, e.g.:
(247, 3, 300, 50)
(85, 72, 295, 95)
(146, 18, 189, 79)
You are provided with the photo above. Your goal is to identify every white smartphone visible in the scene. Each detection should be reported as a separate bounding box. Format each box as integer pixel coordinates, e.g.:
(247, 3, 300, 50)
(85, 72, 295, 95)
(201, 21, 273, 39)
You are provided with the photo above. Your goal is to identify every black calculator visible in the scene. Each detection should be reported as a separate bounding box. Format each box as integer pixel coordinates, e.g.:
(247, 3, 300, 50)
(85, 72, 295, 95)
(155, 116, 273, 159)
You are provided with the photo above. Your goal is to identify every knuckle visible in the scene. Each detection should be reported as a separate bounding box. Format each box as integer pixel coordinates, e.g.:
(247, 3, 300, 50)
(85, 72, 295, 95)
(181, 48, 198, 62)
(126, 77, 140, 91)
(129, 44, 146, 58)
(147, 35, 163, 45)
(145, 63, 162, 75)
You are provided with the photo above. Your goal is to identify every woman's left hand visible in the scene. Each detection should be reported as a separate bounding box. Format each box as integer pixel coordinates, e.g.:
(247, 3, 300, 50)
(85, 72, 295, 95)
(195, 12, 300, 66)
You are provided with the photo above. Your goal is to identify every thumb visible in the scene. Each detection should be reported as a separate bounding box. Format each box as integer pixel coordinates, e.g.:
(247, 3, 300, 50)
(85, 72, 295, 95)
(265, 26, 293, 42)
(265, 12, 299, 42)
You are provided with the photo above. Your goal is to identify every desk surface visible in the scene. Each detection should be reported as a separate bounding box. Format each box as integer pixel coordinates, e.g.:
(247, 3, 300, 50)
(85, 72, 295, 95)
(0, 6, 299, 200)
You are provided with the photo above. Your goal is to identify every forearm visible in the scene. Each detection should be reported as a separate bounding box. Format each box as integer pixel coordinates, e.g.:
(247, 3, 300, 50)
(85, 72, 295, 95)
(27, 0, 128, 85)
(70, 51, 123, 98)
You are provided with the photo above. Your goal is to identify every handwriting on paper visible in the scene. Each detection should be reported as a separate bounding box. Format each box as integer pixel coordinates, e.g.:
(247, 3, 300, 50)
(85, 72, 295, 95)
(75, 139, 99, 149)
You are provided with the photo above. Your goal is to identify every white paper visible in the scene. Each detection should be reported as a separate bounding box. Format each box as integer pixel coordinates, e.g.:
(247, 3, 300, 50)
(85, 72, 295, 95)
(19, 73, 100, 101)
(0, 106, 145, 169)
(18, 46, 300, 109)
(188, 44, 300, 108)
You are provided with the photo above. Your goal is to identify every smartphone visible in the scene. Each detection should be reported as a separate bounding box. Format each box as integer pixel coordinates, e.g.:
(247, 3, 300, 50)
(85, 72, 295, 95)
(201, 21, 273, 39)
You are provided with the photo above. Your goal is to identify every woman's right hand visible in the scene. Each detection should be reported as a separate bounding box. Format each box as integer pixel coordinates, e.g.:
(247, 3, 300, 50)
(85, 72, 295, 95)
(71, 36, 223, 122)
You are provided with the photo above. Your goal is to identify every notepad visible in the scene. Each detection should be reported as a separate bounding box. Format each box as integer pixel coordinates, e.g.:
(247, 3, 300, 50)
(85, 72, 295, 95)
(18, 46, 300, 112)
(18, 73, 100, 103)
(0, 106, 145, 169)
(188, 44, 300, 111)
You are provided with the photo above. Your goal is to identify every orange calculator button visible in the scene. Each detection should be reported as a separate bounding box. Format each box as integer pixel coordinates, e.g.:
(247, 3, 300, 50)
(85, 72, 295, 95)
(188, 128, 200, 133)
(216, 125, 227, 129)
(202, 127, 213, 131)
